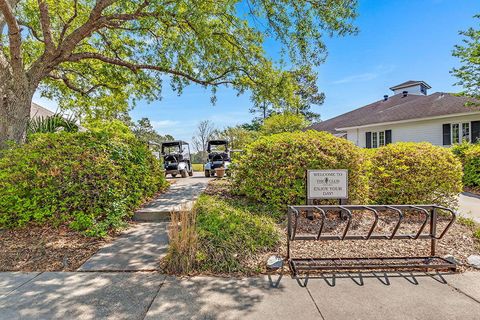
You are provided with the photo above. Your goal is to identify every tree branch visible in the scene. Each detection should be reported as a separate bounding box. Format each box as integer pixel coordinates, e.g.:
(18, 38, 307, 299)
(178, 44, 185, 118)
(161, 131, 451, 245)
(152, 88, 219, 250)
(67, 52, 235, 86)
(37, 0, 55, 52)
(0, 0, 22, 72)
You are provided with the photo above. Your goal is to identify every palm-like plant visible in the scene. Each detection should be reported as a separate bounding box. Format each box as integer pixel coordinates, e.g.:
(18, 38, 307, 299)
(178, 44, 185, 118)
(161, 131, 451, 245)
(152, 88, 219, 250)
(27, 113, 79, 137)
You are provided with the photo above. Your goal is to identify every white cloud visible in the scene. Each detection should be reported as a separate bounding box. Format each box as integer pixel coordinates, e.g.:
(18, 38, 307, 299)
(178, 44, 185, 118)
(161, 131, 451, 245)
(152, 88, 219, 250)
(332, 65, 396, 85)
(332, 73, 378, 84)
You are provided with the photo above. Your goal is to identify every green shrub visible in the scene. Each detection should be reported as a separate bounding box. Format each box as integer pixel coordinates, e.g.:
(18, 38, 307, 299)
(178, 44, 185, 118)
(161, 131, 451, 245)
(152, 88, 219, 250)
(463, 144, 480, 188)
(231, 130, 369, 207)
(369, 142, 462, 208)
(0, 130, 168, 237)
(194, 194, 279, 273)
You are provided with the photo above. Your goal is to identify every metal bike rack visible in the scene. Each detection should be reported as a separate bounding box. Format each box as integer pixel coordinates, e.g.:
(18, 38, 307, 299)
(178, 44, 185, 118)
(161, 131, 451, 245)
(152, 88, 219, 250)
(287, 205, 457, 276)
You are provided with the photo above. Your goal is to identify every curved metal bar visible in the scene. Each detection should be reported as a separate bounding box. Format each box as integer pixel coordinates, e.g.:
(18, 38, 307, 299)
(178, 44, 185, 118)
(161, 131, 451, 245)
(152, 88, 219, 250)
(339, 206, 352, 240)
(314, 207, 327, 240)
(363, 206, 379, 239)
(409, 205, 430, 239)
(290, 206, 300, 240)
(385, 206, 404, 239)
(432, 206, 457, 239)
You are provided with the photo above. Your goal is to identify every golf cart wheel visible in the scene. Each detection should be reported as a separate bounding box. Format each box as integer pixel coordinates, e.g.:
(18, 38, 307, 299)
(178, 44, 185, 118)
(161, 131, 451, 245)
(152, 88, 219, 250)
(181, 169, 188, 178)
(188, 170, 193, 177)
(204, 170, 210, 177)
(172, 174, 177, 178)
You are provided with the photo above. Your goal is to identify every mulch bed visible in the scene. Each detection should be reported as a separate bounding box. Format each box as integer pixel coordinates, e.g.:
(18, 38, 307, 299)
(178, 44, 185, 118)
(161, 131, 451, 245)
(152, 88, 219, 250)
(0, 224, 112, 272)
(464, 186, 480, 197)
(206, 179, 480, 273)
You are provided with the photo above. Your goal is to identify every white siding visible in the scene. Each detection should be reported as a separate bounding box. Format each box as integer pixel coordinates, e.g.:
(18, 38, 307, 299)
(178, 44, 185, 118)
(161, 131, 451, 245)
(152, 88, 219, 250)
(346, 114, 480, 148)
(392, 84, 425, 96)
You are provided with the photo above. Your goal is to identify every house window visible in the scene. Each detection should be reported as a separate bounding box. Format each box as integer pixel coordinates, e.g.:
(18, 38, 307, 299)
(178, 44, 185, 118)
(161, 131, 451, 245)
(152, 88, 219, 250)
(451, 123, 470, 144)
(379, 131, 385, 147)
(372, 132, 378, 148)
(462, 123, 470, 142)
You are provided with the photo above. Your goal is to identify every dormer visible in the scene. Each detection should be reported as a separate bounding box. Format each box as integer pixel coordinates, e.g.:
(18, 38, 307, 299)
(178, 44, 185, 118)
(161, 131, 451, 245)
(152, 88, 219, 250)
(389, 80, 431, 96)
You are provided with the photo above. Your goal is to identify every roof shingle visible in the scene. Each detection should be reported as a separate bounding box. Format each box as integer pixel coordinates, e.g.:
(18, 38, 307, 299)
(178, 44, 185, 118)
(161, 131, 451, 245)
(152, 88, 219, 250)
(308, 92, 480, 134)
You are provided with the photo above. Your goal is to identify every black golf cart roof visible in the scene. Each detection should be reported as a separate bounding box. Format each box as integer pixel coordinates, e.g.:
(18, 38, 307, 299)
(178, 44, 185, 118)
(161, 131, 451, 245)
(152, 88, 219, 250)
(207, 139, 228, 145)
(161, 140, 189, 147)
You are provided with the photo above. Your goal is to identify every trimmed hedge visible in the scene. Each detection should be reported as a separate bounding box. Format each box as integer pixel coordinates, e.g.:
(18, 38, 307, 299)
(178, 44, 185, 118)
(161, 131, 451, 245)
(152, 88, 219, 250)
(0, 131, 168, 236)
(452, 142, 480, 189)
(369, 142, 463, 208)
(231, 130, 370, 207)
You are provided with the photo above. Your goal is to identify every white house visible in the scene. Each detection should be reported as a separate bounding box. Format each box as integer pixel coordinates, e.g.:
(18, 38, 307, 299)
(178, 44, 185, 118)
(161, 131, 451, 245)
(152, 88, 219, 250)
(309, 81, 480, 148)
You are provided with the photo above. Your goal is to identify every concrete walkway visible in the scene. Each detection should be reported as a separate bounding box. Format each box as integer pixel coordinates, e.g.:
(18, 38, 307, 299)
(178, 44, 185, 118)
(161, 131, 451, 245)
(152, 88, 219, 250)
(134, 172, 210, 221)
(78, 223, 168, 271)
(1, 271, 480, 319)
(458, 192, 480, 223)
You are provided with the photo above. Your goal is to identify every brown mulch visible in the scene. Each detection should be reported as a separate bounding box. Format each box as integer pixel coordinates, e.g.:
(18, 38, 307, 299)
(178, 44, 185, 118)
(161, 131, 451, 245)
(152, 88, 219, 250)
(464, 186, 480, 196)
(206, 179, 480, 273)
(0, 224, 113, 272)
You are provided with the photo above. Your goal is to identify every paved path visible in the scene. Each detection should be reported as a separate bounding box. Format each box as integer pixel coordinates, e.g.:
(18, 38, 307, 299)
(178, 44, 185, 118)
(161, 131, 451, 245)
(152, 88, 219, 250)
(1, 271, 480, 319)
(134, 172, 210, 221)
(458, 192, 480, 223)
(78, 223, 168, 271)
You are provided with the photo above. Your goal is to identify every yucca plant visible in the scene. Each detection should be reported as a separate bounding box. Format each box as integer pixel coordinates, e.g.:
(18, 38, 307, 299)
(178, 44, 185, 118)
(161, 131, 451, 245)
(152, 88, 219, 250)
(27, 113, 79, 137)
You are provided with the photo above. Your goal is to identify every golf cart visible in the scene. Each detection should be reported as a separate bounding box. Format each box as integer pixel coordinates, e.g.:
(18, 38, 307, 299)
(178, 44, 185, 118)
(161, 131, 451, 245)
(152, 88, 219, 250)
(204, 139, 231, 177)
(161, 140, 193, 178)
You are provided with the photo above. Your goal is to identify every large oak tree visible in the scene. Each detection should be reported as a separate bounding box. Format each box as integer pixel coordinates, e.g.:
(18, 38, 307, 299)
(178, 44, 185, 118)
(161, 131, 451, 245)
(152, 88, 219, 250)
(0, 0, 357, 147)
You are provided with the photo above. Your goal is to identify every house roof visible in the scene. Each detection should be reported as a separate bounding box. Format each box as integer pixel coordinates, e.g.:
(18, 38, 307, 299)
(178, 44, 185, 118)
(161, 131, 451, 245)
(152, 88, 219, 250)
(389, 80, 431, 90)
(30, 102, 55, 119)
(307, 92, 480, 134)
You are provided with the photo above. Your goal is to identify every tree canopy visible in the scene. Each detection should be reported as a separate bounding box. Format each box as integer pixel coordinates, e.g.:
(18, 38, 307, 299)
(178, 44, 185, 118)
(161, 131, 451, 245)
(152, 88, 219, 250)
(0, 0, 357, 146)
(452, 14, 480, 103)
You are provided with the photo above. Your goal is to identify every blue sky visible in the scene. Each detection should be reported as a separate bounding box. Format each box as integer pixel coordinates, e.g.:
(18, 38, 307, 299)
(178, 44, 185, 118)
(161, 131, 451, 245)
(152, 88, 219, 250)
(35, 0, 479, 142)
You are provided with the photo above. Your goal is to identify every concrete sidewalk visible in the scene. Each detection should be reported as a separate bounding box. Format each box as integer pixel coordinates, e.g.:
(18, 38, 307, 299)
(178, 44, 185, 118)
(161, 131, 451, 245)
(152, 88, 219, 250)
(1, 271, 480, 319)
(78, 222, 169, 271)
(134, 173, 210, 221)
(459, 192, 480, 223)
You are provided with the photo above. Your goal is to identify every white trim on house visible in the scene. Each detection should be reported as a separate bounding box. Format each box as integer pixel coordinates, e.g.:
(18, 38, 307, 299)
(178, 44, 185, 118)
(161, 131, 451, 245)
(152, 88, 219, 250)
(335, 111, 480, 131)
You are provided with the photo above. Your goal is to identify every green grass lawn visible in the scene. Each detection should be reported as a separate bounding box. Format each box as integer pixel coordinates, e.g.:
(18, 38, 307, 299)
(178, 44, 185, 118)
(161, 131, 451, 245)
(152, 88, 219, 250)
(192, 163, 204, 172)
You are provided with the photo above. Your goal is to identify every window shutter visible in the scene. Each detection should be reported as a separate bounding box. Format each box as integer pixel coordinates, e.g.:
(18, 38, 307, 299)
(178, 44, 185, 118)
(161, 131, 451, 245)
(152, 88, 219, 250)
(472, 121, 480, 143)
(442, 124, 451, 145)
(365, 132, 372, 148)
(385, 130, 392, 145)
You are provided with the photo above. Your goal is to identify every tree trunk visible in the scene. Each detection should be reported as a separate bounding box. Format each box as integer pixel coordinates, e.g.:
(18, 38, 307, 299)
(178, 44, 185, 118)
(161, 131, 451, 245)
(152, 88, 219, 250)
(0, 80, 33, 149)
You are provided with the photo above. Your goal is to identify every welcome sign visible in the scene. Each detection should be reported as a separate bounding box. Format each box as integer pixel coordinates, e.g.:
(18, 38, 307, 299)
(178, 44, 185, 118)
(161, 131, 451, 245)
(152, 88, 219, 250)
(307, 169, 348, 200)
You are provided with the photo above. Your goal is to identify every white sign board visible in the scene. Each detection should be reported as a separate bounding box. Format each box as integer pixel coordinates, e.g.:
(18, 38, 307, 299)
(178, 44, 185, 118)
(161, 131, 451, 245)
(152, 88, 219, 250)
(307, 169, 348, 200)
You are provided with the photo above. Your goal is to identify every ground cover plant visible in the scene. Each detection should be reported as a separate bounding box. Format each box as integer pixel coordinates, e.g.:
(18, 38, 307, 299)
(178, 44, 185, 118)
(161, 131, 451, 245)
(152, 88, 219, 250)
(164, 180, 281, 274)
(231, 130, 370, 207)
(0, 127, 168, 237)
(368, 142, 463, 208)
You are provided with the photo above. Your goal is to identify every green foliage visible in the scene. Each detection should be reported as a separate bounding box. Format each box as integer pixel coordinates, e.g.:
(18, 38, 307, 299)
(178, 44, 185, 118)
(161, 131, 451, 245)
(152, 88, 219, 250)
(84, 119, 136, 140)
(131, 118, 174, 145)
(463, 144, 480, 188)
(369, 142, 463, 208)
(232, 130, 369, 207)
(213, 125, 257, 150)
(164, 194, 279, 274)
(0, 131, 168, 236)
(250, 66, 324, 122)
(12, 0, 357, 118)
(260, 113, 310, 135)
(458, 216, 476, 228)
(194, 194, 279, 273)
(451, 14, 480, 103)
(27, 114, 79, 137)
(191, 163, 204, 172)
